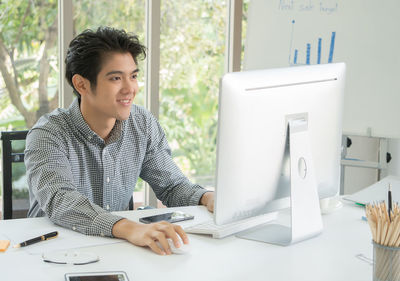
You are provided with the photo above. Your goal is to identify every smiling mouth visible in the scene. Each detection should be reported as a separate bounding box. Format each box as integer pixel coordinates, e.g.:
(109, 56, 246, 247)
(117, 99, 132, 105)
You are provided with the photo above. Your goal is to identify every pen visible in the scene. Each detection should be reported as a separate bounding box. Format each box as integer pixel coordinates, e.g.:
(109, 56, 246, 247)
(388, 183, 392, 221)
(13, 231, 58, 248)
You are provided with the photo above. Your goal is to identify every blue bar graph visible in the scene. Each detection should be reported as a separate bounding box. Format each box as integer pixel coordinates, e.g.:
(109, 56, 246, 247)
(328, 31, 336, 63)
(288, 19, 336, 65)
(306, 44, 311, 65)
(317, 38, 322, 64)
(288, 20, 296, 64)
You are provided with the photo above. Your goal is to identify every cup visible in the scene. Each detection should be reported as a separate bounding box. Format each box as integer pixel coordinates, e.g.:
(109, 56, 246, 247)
(373, 241, 400, 281)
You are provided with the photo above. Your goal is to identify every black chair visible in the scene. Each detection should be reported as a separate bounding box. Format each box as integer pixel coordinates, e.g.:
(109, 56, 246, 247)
(1, 130, 29, 219)
(1, 130, 140, 219)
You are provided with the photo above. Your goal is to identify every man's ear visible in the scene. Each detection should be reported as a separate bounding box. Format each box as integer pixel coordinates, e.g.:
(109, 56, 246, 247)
(72, 74, 91, 97)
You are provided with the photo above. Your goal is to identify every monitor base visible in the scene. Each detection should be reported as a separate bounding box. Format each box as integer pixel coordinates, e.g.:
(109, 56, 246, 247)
(237, 116, 323, 246)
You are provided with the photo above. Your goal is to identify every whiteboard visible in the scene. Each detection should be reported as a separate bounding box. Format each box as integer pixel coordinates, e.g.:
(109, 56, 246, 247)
(244, 0, 400, 138)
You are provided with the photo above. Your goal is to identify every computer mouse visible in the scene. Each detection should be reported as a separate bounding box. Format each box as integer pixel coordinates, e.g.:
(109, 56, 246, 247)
(168, 239, 191, 255)
(157, 239, 191, 255)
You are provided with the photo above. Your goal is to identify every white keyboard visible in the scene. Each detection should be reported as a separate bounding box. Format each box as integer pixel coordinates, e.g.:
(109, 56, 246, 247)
(184, 212, 278, 239)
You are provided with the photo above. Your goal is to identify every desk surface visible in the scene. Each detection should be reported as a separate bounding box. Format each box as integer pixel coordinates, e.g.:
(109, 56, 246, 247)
(0, 201, 371, 281)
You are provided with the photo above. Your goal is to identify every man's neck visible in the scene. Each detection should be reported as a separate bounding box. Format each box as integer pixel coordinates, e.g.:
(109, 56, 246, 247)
(80, 102, 116, 141)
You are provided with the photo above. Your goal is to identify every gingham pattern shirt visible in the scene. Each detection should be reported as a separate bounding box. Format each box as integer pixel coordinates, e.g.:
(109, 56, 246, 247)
(25, 98, 208, 237)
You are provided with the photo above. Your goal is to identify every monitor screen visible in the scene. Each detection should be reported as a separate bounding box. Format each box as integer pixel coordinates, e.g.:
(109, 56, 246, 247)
(214, 63, 345, 226)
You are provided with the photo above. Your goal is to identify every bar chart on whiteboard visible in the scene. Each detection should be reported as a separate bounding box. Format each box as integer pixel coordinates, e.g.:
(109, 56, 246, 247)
(288, 20, 336, 66)
(244, 0, 400, 138)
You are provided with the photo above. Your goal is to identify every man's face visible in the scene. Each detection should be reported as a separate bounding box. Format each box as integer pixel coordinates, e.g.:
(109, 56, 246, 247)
(85, 52, 139, 121)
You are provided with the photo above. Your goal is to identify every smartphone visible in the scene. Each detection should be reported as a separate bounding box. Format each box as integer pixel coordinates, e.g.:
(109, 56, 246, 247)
(139, 211, 194, 224)
(65, 271, 129, 281)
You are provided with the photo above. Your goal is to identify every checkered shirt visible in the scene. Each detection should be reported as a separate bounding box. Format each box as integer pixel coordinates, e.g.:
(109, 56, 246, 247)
(25, 98, 208, 237)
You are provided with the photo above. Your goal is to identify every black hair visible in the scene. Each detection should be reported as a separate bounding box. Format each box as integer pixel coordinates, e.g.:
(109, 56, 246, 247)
(65, 26, 146, 98)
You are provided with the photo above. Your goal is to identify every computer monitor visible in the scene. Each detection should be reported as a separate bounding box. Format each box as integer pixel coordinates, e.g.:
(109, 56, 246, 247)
(214, 63, 346, 245)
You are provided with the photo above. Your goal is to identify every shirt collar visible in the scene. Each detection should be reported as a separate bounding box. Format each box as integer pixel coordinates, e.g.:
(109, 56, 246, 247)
(68, 98, 126, 145)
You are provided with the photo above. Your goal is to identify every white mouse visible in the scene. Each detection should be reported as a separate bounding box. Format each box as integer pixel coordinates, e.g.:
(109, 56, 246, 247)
(157, 239, 191, 255)
(168, 239, 191, 255)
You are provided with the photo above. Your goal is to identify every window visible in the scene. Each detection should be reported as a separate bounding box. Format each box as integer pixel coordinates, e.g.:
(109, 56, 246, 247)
(0, 0, 58, 216)
(159, 1, 227, 193)
(0, 1, 245, 216)
(0, 0, 58, 130)
(242, 0, 250, 69)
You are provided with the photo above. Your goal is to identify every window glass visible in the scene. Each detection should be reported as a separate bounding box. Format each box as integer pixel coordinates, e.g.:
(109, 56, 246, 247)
(0, 0, 58, 217)
(159, 1, 227, 195)
(0, 0, 58, 131)
(72, 0, 146, 208)
(242, 0, 250, 70)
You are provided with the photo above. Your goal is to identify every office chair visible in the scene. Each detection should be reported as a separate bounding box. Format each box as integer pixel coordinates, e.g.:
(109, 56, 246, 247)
(1, 130, 29, 219)
(0, 130, 142, 220)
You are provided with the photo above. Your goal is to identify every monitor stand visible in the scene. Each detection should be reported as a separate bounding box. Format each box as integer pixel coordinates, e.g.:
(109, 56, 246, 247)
(236, 115, 323, 246)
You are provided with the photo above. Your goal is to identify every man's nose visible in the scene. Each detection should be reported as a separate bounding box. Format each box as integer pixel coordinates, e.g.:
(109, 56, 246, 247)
(122, 78, 137, 94)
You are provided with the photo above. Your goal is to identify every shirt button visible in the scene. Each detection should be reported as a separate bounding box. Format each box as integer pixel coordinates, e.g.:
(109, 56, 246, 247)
(106, 177, 110, 183)
(100, 232, 105, 237)
(88, 135, 92, 140)
(106, 204, 110, 210)
(72, 226, 76, 231)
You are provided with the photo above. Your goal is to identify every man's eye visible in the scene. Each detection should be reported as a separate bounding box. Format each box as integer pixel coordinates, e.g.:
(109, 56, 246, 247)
(132, 74, 138, 79)
(111, 76, 121, 81)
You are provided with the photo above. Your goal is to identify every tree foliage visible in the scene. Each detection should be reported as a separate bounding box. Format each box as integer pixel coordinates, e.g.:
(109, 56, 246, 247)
(159, 1, 226, 186)
(0, 0, 58, 128)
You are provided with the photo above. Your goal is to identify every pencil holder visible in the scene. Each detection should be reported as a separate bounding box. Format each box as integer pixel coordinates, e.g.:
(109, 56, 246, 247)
(373, 241, 400, 281)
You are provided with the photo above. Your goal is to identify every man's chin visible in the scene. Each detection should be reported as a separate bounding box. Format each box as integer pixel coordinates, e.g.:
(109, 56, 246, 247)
(117, 115, 130, 121)
(115, 111, 131, 121)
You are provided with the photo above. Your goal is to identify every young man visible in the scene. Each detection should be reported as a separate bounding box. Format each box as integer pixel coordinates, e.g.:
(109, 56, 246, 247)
(25, 26, 214, 255)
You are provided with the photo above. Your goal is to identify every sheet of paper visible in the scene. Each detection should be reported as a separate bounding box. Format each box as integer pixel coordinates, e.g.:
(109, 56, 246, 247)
(1, 221, 124, 255)
(344, 175, 400, 205)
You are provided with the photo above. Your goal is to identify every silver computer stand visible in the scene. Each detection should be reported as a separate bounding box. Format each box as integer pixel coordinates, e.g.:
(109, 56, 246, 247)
(236, 116, 323, 246)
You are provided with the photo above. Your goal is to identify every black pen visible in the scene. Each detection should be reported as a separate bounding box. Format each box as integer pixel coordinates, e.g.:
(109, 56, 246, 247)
(388, 183, 392, 221)
(13, 231, 58, 248)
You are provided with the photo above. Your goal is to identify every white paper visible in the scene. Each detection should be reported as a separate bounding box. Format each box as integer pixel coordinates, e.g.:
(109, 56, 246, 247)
(1, 224, 124, 255)
(344, 175, 400, 205)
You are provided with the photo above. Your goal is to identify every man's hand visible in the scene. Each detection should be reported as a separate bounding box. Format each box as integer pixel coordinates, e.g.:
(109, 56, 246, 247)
(112, 219, 189, 255)
(200, 191, 214, 213)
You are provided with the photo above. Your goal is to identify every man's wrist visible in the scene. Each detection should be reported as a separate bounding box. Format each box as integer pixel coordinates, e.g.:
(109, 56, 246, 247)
(112, 218, 138, 239)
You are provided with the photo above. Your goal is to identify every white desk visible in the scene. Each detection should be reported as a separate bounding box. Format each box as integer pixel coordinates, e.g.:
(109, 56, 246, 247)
(0, 201, 372, 281)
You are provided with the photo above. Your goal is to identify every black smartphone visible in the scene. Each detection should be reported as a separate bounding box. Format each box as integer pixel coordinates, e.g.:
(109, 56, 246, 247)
(139, 211, 194, 224)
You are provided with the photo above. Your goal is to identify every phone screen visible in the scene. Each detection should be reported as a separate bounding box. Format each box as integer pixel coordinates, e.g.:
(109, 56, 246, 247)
(68, 275, 122, 281)
(139, 211, 194, 224)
